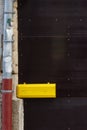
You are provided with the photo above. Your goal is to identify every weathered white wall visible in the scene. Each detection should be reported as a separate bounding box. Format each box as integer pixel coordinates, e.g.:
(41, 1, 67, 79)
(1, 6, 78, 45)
(12, 1, 24, 130)
(0, 1, 24, 130)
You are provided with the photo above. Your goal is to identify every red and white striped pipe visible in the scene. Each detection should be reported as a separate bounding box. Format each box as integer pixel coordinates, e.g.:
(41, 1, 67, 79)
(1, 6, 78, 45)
(2, 0, 13, 130)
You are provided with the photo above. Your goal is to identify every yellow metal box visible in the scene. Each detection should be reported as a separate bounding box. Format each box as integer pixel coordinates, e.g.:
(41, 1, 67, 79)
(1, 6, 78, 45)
(16, 83, 56, 98)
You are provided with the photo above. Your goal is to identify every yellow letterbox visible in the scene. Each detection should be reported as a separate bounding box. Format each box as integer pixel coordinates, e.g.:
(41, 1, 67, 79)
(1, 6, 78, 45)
(16, 83, 56, 98)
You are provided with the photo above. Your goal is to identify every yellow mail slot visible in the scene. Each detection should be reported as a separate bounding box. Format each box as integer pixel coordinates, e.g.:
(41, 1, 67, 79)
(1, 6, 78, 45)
(16, 83, 56, 98)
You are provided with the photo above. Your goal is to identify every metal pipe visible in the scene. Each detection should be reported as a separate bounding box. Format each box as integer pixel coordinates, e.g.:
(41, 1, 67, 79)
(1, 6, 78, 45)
(2, 0, 13, 130)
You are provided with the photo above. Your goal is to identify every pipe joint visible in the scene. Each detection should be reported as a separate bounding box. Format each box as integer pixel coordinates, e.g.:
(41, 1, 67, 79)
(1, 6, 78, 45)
(1, 90, 14, 93)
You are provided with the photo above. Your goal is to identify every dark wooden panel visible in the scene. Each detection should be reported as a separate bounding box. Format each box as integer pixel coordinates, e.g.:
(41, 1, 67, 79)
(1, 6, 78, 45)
(18, 0, 87, 129)
(24, 98, 87, 130)
(18, 0, 87, 36)
(19, 36, 87, 96)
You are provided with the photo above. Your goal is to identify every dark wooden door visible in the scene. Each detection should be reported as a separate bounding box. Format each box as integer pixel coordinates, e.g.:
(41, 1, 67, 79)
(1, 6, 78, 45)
(18, 0, 87, 130)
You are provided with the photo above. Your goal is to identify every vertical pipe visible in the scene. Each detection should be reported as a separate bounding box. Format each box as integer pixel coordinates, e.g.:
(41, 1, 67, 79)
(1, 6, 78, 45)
(2, 0, 13, 130)
(2, 79, 12, 130)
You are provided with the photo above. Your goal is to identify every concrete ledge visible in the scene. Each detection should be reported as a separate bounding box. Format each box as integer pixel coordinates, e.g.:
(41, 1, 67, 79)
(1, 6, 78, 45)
(0, 82, 1, 130)
(12, 99, 24, 130)
(12, 74, 24, 130)
(0, 101, 1, 130)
